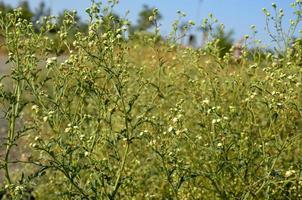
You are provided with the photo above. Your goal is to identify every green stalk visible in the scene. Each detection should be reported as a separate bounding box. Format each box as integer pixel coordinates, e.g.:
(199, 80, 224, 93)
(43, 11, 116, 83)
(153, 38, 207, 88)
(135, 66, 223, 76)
(110, 142, 129, 199)
(4, 73, 23, 184)
(110, 75, 131, 199)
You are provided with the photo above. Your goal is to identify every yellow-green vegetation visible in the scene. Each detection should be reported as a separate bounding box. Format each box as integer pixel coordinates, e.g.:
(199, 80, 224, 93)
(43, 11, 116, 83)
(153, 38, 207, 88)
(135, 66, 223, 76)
(0, 1, 302, 199)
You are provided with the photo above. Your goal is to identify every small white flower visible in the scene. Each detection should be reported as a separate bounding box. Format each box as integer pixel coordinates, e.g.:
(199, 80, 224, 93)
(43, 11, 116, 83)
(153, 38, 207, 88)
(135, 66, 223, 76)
(65, 127, 71, 133)
(287, 75, 293, 80)
(88, 29, 94, 36)
(149, 140, 156, 145)
(15, 185, 24, 192)
(31, 105, 39, 112)
(43, 116, 48, 122)
(46, 57, 57, 68)
(168, 126, 174, 132)
(172, 117, 178, 123)
(60, 32, 67, 39)
(31, 143, 38, 148)
(202, 99, 210, 105)
(102, 33, 108, 38)
(31, 104, 38, 110)
(121, 25, 128, 31)
(177, 114, 183, 119)
(229, 106, 236, 112)
(217, 143, 223, 147)
(73, 41, 78, 47)
(285, 170, 296, 178)
(88, 41, 94, 47)
(212, 118, 221, 124)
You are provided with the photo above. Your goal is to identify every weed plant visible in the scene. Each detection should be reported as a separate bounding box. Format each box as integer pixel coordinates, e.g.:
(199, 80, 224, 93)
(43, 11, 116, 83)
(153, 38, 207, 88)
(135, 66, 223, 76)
(0, 1, 302, 199)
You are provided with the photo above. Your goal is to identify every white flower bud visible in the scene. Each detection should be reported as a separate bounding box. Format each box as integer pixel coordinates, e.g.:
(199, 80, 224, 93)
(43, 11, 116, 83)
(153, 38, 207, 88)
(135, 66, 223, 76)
(285, 170, 296, 178)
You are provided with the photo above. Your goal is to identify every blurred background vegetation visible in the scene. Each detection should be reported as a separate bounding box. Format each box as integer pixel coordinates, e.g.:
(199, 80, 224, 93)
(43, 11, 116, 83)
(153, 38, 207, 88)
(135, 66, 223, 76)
(0, 0, 240, 58)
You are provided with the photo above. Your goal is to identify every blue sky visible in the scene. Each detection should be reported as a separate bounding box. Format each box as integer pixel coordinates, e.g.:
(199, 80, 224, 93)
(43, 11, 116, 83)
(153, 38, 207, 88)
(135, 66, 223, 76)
(2, 0, 301, 46)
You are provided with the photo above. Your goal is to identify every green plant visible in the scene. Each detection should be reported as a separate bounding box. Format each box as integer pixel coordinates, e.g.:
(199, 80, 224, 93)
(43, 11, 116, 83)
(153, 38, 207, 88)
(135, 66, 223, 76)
(0, 1, 301, 199)
(130, 4, 162, 34)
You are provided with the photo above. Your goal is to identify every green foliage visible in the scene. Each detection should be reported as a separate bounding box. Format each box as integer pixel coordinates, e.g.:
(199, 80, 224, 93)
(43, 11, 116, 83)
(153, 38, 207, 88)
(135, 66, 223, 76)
(130, 4, 162, 33)
(0, 1, 301, 200)
(15, 1, 33, 22)
(101, 13, 122, 32)
(33, 1, 51, 22)
(211, 26, 234, 58)
(0, 2, 13, 14)
(56, 10, 82, 32)
(0, 1, 52, 32)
